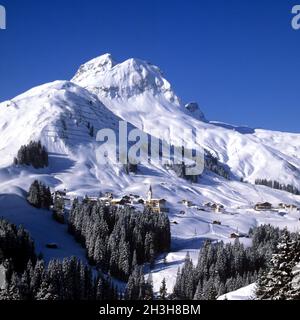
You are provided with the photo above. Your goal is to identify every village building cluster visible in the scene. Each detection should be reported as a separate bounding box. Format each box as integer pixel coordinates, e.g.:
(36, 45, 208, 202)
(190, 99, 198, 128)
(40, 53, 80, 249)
(81, 186, 169, 214)
(50, 186, 299, 242)
(254, 202, 299, 212)
(180, 199, 225, 213)
(53, 186, 299, 218)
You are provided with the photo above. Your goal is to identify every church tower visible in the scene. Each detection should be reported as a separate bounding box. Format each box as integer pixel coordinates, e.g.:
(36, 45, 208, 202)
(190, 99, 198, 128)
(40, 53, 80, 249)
(147, 185, 153, 201)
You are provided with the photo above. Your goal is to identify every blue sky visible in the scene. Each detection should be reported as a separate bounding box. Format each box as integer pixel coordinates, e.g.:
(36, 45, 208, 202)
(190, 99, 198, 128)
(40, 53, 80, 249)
(0, 0, 299, 132)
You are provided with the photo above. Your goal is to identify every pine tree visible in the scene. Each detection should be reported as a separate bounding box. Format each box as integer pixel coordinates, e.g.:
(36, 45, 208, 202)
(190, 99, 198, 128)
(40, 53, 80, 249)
(52, 195, 65, 224)
(288, 262, 300, 299)
(27, 181, 52, 209)
(173, 267, 182, 298)
(89, 125, 94, 137)
(125, 267, 140, 300)
(27, 180, 41, 208)
(193, 281, 203, 300)
(144, 274, 154, 300)
(202, 277, 217, 300)
(118, 239, 130, 280)
(5, 272, 22, 300)
(159, 278, 168, 300)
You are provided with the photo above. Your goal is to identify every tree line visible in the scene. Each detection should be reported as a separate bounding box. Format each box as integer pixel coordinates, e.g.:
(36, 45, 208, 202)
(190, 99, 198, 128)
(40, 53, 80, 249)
(204, 151, 230, 180)
(172, 225, 284, 300)
(163, 153, 230, 183)
(3, 214, 299, 300)
(27, 180, 65, 224)
(0, 218, 36, 273)
(26, 180, 171, 284)
(68, 200, 171, 281)
(255, 178, 300, 195)
(0, 218, 117, 300)
(14, 141, 49, 169)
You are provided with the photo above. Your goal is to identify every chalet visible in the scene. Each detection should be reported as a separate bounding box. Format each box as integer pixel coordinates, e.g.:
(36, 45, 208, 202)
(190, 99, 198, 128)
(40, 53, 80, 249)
(122, 195, 131, 204)
(82, 195, 99, 204)
(182, 200, 193, 207)
(204, 202, 213, 208)
(145, 186, 169, 213)
(138, 199, 145, 204)
(99, 196, 111, 205)
(105, 192, 114, 199)
(284, 204, 297, 210)
(130, 194, 140, 199)
(51, 189, 71, 208)
(230, 232, 240, 239)
(146, 198, 168, 213)
(203, 202, 224, 213)
(110, 198, 126, 206)
(211, 203, 224, 213)
(255, 202, 272, 211)
(54, 189, 67, 198)
(98, 194, 134, 206)
(277, 203, 298, 210)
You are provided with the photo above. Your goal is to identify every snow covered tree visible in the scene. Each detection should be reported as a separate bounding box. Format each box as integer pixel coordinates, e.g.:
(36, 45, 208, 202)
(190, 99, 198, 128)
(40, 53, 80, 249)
(289, 262, 300, 299)
(256, 229, 300, 300)
(143, 274, 154, 300)
(159, 278, 168, 300)
(173, 225, 284, 300)
(67, 200, 171, 281)
(193, 281, 203, 300)
(173, 252, 195, 299)
(202, 277, 217, 300)
(118, 239, 131, 280)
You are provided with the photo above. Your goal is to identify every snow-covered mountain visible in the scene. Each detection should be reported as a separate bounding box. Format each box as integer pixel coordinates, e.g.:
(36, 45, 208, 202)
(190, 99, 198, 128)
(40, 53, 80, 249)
(0, 53, 300, 294)
(72, 54, 300, 188)
(0, 80, 121, 166)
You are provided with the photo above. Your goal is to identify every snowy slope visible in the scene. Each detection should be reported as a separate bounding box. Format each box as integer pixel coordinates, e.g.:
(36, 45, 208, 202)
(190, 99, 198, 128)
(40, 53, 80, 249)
(217, 283, 256, 300)
(72, 54, 300, 188)
(0, 53, 299, 296)
(0, 193, 87, 263)
(0, 80, 121, 167)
